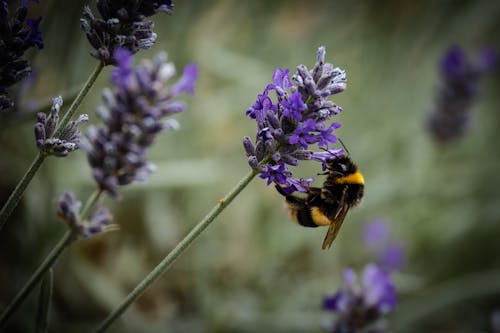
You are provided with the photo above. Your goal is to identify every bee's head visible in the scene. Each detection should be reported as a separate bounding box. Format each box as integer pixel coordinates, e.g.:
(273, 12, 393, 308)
(326, 156, 357, 176)
(323, 138, 358, 175)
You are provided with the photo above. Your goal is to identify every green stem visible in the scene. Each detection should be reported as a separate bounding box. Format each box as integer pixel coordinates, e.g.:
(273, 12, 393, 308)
(81, 189, 103, 219)
(54, 61, 105, 138)
(0, 152, 46, 231)
(0, 189, 103, 328)
(0, 61, 104, 232)
(0, 230, 74, 328)
(35, 269, 53, 333)
(93, 169, 258, 333)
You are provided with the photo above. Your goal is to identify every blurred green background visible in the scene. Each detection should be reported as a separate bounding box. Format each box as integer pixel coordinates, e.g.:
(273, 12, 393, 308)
(1, 0, 500, 332)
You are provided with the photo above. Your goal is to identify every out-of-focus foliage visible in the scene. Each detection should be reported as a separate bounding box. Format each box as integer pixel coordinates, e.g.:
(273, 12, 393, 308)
(0, 1, 499, 332)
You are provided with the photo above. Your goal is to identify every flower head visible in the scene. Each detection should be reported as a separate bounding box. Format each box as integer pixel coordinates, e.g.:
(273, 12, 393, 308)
(323, 263, 396, 333)
(426, 45, 497, 143)
(0, 0, 43, 111)
(80, 0, 175, 65)
(57, 191, 112, 238)
(243, 46, 347, 193)
(34, 96, 88, 157)
(362, 219, 406, 271)
(83, 48, 197, 197)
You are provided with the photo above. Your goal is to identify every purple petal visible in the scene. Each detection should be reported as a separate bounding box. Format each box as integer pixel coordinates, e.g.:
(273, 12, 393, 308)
(441, 45, 466, 77)
(379, 242, 406, 271)
(272, 67, 293, 91)
(26, 17, 43, 49)
(111, 48, 134, 85)
(362, 219, 390, 249)
(171, 63, 198, 96)
(361, 264, 397, 312)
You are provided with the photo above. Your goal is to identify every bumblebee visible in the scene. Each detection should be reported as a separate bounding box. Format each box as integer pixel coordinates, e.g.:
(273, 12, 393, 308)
(275, 155, 364, 249)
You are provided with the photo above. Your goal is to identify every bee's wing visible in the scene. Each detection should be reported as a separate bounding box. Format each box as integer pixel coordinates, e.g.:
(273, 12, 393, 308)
(321, 204, 349, 250)
(321, 187, 349, 250)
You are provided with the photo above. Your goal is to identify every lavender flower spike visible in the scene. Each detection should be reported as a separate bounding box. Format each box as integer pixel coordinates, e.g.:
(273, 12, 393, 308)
(426, 45, 497, 143)
(34, 96, 88, 157)
(57, 191, 112, 239)
(243, 46, 346, 193)
(83, 48, 198, 197)
(80, 0, 174, 65)
(0, 0, 43, 110)
(323, 263, 397, 333)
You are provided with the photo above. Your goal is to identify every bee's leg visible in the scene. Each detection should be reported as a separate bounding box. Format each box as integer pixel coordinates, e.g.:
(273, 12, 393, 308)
(308, 187, 322, 195)
(275, 184, 289, 197)
(306, 187, 322, 205)
(320, 187, 336, 203)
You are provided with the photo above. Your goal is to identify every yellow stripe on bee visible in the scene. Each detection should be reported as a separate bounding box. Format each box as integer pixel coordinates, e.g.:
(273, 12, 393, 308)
(336, 171, 364, 185)
(311, 207, 332, 226)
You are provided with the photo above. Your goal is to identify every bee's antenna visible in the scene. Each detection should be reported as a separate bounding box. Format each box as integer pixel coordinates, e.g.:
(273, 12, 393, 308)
(338, 138, 350, 156)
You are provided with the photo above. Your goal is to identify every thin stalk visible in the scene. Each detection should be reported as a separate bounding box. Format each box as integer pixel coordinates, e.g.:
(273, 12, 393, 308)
(0, 230, 74, 328)
(0, 152, 46, 231)
(81, 188, 103, 219)
(0, 189, 103, 328)
(93, 169, 258, 333)
(35, 269, 53, 333)
(54, 61, 104, 138)
(0, 61, 105, 232)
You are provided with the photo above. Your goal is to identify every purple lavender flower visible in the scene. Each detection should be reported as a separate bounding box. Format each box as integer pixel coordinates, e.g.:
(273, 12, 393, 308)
(362, 219, 406, 271)
(378, 242, 405, 272)
(259, 163, 289, 185)
(57, 191, 112, 238)
(311, 149, 344, 171)
(362, 219, 390, 248)
(281, 91, 305, 121)
(280, 177, 314, 195)
(80, 0, 174, 65)
(34, 96, 88, 157)
(83, 48, 198, 197)
(0, 0, 43, 111)
(243, 46, 347, 193)
(426, 45, 497, 143)
(323, 263, 397, 333)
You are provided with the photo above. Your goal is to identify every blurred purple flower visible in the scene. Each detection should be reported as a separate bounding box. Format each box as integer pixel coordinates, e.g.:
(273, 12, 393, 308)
(0, 0, 43, 111)
(362, 219, 390, 248)
(83, 49, 197, 197)
(243, 46, 347, 193)
(110, 48, 134, 85)
(426, 45, 497, 143)
(362, 219, 406, 271)
(171, 63, 199, 96)
(57, 191, 112, 239)
(379, 242, 405, 272)
(323, 263, 396, 333)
